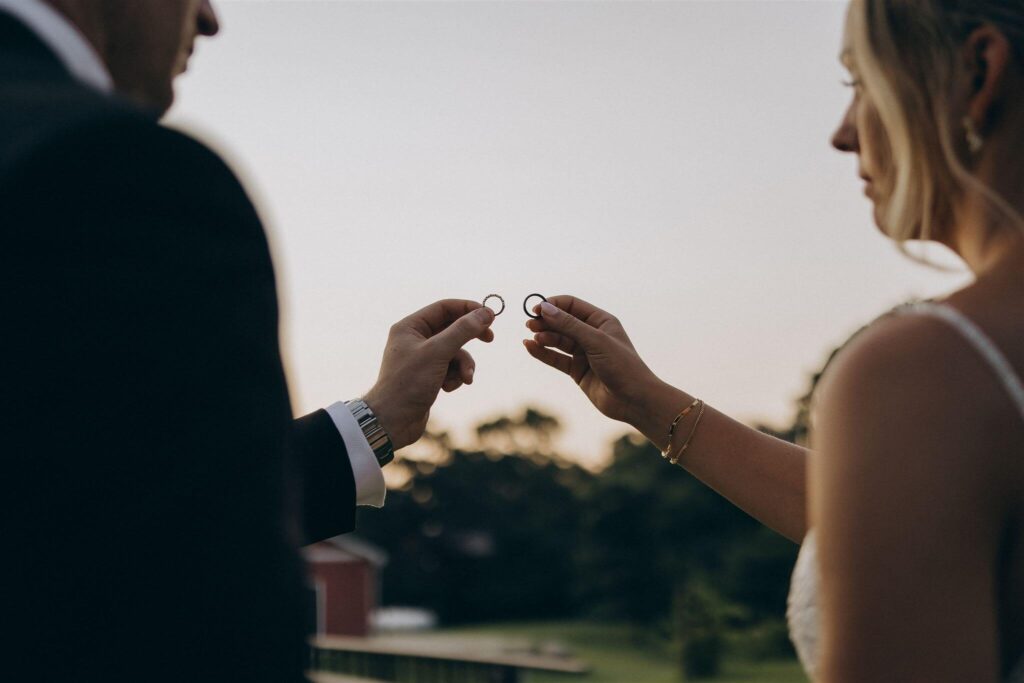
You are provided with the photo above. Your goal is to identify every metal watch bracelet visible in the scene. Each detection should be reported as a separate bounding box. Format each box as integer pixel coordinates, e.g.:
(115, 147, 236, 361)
(345, 399, 395, 467)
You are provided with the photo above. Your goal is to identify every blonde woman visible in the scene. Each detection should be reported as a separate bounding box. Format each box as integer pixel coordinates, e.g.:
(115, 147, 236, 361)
(524, 2, 1024, 680)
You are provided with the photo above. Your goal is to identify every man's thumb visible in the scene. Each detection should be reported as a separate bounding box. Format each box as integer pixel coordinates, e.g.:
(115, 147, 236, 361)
(433, 307, 494, 354)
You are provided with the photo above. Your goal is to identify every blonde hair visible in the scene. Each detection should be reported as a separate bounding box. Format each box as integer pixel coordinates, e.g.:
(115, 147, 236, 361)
(848, 0, 1024, 260)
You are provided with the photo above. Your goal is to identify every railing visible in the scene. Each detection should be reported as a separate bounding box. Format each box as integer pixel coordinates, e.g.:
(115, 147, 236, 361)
(308, 673, 390, 683)
(309, 635, 589, 683)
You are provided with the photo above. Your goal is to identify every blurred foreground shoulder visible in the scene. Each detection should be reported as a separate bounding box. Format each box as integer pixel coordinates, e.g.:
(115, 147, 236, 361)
(810, 305, 1018, 529)
(814, 309, 1009, 469)
(3, 106, 259, 227)
(809, 309, 1011, 681)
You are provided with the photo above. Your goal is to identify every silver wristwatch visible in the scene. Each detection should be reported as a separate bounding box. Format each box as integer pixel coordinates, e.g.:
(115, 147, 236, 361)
(345, 399, 395, 467)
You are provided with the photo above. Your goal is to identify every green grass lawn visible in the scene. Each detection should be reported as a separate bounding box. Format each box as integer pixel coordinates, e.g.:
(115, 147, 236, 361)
(440, 621, 809, 683)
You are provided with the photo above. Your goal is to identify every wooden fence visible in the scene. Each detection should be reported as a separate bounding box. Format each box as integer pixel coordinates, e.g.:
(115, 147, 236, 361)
(309, 635, 589, 683)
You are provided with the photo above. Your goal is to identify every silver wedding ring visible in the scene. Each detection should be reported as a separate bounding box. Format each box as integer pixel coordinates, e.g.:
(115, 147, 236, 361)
(483, 294, 506, 316)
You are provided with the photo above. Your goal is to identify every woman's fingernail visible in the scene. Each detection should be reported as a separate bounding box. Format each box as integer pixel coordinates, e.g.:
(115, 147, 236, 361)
(475, 308, 494, 322)
(540, 302, 559, 317)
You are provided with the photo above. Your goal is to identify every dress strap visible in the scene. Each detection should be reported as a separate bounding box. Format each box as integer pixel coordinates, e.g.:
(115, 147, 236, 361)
(893, 301, 1024, 421)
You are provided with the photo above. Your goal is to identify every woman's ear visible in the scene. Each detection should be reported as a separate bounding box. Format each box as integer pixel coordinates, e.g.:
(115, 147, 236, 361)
(963, 24, 1013, 134)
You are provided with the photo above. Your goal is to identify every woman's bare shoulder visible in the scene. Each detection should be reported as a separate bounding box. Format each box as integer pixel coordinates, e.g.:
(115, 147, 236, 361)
(818, 297, 1020, 412)
(808, 305, 1012, 683)
(811, 303, 1021, 503)
(815, 307, 979, 410)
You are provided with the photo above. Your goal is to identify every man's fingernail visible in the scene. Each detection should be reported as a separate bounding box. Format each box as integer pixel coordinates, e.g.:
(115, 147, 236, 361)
(540, 302, 559, 317)
(475, 308, 493, 322)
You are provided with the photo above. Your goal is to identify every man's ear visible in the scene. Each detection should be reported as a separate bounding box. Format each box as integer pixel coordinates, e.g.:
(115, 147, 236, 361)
(963, 24, 1013, 134)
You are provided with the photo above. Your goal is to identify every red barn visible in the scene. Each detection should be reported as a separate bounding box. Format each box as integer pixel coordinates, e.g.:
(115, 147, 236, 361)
(303, 535, 388, 637)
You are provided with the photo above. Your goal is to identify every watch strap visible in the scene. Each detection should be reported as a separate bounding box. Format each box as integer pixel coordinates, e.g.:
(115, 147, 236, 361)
(345, 399, 395, 467)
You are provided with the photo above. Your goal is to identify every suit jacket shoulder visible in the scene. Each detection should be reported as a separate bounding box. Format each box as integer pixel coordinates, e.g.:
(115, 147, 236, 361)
(1, 98, 258, 223)
(1, 64, 355, 683)
(1, 17, 358, 678)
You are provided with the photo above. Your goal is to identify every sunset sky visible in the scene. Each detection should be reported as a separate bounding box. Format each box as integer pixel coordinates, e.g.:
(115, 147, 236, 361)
(168, 0, 971, 468)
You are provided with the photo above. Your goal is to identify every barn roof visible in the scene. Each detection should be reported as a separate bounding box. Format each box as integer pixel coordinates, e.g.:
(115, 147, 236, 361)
(304, 534, 389, 567)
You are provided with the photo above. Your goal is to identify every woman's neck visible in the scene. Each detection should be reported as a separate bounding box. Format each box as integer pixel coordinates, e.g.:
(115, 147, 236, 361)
(954, 223, 1024, 281)
(954, 126, 1024, 278)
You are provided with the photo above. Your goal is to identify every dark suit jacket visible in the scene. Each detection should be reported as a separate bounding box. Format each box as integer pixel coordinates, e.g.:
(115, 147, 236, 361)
(0, 12, 358, 681)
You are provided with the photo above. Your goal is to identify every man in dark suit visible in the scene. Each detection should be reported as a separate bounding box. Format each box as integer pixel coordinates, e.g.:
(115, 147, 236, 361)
(0, 1, 496, 680)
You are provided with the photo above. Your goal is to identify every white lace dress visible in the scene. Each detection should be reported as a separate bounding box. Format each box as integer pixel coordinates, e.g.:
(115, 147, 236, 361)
(786, 302, 1024, 681)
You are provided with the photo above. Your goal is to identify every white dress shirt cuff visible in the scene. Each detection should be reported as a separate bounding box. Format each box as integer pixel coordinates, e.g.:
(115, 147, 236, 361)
(324, 401, 387, 508)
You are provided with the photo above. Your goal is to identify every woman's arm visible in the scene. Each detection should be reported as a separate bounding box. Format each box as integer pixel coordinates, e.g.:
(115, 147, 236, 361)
(811, 314, 1005, 682)
(634, 380, 809, 542)
(524, 295, 809, 542)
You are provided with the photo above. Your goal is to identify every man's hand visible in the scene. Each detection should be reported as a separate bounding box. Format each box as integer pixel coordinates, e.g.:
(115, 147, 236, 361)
(363, 299, 496, 451)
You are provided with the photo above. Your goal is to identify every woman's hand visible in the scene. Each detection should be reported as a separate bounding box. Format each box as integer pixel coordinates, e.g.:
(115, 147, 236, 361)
(523, 295, 665, 432)
(527, 295, 812, 544)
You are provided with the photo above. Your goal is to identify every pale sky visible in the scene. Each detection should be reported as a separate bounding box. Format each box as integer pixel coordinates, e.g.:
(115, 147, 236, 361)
(168, 0, 970, 468)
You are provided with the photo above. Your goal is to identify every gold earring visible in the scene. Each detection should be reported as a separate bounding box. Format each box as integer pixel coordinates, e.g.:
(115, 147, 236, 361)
(963, 116, 984, 154)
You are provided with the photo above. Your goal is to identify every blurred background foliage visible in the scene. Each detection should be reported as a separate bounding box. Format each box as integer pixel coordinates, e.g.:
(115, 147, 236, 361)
(354, 338, 855, 678)
(349, 305, 903, 681)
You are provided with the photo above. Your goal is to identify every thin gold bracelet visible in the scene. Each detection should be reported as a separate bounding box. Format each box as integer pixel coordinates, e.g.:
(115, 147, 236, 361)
(668, 401, 706, 465)
(661, 398, 700, 458)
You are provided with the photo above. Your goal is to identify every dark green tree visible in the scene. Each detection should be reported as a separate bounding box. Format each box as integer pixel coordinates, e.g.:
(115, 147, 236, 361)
(572, 434, 795, 676)
(356, 409, 593, 623)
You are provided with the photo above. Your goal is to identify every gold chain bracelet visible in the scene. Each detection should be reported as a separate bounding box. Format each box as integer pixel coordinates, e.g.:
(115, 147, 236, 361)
(662, 399, 706, 465)
(661, 398, 700, 458)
